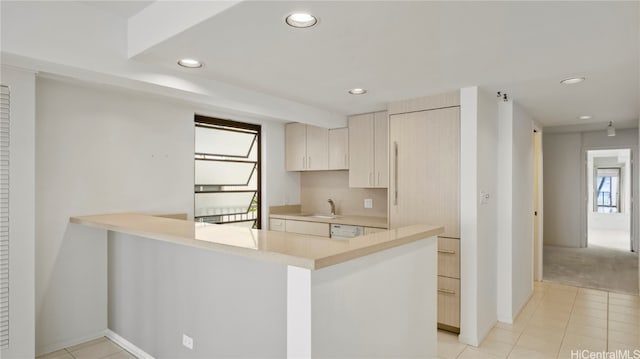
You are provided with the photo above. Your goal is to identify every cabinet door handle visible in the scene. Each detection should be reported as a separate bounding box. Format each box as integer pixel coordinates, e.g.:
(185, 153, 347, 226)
(302, 156, 305, 169)
(394, 142, 398, 205)
(344, 154, 347, 168)
(308, 156, 311, 168)
(438, 289, 456, 295)
(437, 249, 456, 254)
(377, 172, 380, 186)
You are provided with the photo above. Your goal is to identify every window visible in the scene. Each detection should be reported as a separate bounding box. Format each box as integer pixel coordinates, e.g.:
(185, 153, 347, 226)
(595, 168, 620, 213)
(194, 115, 261, 228)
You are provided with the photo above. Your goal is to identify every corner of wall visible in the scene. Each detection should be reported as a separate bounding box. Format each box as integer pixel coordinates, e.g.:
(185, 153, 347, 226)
(1, 66, 37, 359)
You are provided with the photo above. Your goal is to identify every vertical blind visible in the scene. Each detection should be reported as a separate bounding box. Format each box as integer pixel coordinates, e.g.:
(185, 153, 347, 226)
(0, 85, 9, 350)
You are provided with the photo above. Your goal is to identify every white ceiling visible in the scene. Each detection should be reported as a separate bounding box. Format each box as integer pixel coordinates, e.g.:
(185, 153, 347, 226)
(80, 1, 153, 18)
(132, 1, 639, 128)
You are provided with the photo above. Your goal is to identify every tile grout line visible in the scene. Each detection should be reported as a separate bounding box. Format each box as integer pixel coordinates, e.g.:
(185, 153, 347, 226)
(554, 287, 577, 359)
(504, 282, 547, 358)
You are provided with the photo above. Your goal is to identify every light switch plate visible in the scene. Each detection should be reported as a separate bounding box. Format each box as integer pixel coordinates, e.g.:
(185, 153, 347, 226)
(364, 198, 373, 209)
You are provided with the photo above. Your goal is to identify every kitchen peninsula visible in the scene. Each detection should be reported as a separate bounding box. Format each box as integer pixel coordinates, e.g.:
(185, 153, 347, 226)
(70, 213, 442, 358)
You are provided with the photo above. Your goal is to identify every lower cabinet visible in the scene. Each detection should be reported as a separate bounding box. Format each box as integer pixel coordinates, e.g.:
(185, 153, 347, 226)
(437, 237, 461, 332)
(364, 227, 386, 235)
(286, 220, 330, 237)
(269, 219, 285, 232)
(437, 276, 460, 331)
(269, 218, 330, 237)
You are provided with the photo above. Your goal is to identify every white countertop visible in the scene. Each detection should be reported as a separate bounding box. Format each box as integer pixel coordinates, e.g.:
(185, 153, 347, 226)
(70, 213, 442, 270)
(269, 213, 388, 228)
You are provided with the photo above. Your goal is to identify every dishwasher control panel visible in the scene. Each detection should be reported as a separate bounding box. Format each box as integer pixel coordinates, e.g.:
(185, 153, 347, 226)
(330, 224, 364, 239)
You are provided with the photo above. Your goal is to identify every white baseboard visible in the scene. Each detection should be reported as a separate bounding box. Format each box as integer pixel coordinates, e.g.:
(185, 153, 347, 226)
(105, 330, 154, 359)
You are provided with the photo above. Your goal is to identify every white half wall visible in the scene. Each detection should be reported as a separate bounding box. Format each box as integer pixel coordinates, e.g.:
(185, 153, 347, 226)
(0, 66, 36, 359)
(459, 86, 499, 346)
(34, 76, 299, 354)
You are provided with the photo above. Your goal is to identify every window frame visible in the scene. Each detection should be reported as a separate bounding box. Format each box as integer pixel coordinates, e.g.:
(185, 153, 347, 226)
(194, 115, 262, 229)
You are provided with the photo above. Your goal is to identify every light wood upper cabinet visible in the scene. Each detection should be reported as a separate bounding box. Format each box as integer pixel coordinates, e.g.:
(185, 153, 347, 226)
(306, 125, 329, 170)
(285, 123, 328, 171)
(328, 128, 349, 170)
(374, 111, 389, 187)
(348, 111, 388, 188)
(285, 123, 307, 171)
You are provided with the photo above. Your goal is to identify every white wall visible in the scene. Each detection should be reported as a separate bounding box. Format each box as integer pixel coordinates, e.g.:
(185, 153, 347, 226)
(510, 103, 534, 320)
(0, 66, 36, 359)
(459, 86, 498, 346)
(544, 129, 638, 248)
(34, 76, 298, 355)
(496, 101, 513, 322)
(543, 133, 584, 247)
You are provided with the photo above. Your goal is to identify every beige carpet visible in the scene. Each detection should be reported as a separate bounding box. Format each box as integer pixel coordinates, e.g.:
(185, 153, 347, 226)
(543, 245, 639, 294)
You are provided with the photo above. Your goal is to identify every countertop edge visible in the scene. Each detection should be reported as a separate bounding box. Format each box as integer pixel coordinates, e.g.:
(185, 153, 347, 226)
(70, 214, 441, 271)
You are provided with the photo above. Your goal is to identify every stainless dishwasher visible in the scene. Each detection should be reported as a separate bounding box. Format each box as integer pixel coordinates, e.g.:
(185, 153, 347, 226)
(330, 224, 364, 240)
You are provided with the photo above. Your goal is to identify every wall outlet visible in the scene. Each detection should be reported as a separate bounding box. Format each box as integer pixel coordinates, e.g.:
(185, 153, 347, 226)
(182, 334, 194, 350)
(364, 198, 373, 209)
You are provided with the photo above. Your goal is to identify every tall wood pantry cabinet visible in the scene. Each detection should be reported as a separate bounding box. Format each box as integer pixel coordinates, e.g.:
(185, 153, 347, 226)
(388, 93, 461, 332)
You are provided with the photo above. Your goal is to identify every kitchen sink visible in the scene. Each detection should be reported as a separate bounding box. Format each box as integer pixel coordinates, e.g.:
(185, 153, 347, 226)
(303, 214, 342, 219)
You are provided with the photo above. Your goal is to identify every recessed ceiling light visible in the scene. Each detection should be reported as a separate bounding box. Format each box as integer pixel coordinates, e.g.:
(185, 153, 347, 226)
(286, 13, 317, 28)
(348, 88, 367, 95)
(579, 115, 592, 120)
(560, 77, 585, 85)
(177, 59, 203, 68)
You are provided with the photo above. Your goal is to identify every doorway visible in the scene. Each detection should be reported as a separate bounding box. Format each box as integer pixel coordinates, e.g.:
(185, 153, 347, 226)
(586, 149, 632, 251)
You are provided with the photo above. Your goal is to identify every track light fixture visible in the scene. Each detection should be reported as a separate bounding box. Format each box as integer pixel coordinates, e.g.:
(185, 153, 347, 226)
(607, 121, 616, 137)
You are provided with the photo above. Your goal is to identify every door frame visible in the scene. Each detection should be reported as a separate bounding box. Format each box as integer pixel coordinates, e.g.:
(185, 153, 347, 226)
(582, 146, 636, 251)
(533, 128, 543, 281)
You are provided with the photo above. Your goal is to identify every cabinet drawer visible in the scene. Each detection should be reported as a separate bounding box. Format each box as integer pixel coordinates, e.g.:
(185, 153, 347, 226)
(270, 219, 285, 232)
(285, 220, 330, 237)
(364, 227, 386, 235)
(438, 237, 460, 278)
(437, 276, 460, 330)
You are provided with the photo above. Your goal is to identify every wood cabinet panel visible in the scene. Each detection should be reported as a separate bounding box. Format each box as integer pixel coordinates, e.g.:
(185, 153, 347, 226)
(437, 276, 460, 330)
(438, 237, 460, 278)
(285, 123, 307, 171)
(328, 128, 349, 170)
(270, 218, 285, 232)
(348, 111, 388, 188)
(285, 123, 329, 171)
(306, 125, 329, 170)
(364, 227, 386, 235)
(348, 113, 374, 187)
(389, 107, 460, 238)
(285, 220, 330, 237)
(374, 111, 388, 187)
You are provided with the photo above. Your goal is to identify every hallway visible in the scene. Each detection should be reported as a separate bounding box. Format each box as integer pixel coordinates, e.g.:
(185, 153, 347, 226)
(543, 245, 638, 294)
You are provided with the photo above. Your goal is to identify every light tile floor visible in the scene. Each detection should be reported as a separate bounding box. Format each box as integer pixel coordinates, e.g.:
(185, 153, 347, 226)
(438, 281, 640, 359)
(37, 337, 136, 359)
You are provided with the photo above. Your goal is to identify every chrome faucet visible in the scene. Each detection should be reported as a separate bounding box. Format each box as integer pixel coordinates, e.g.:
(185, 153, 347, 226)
(328, 199, 336, 216)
